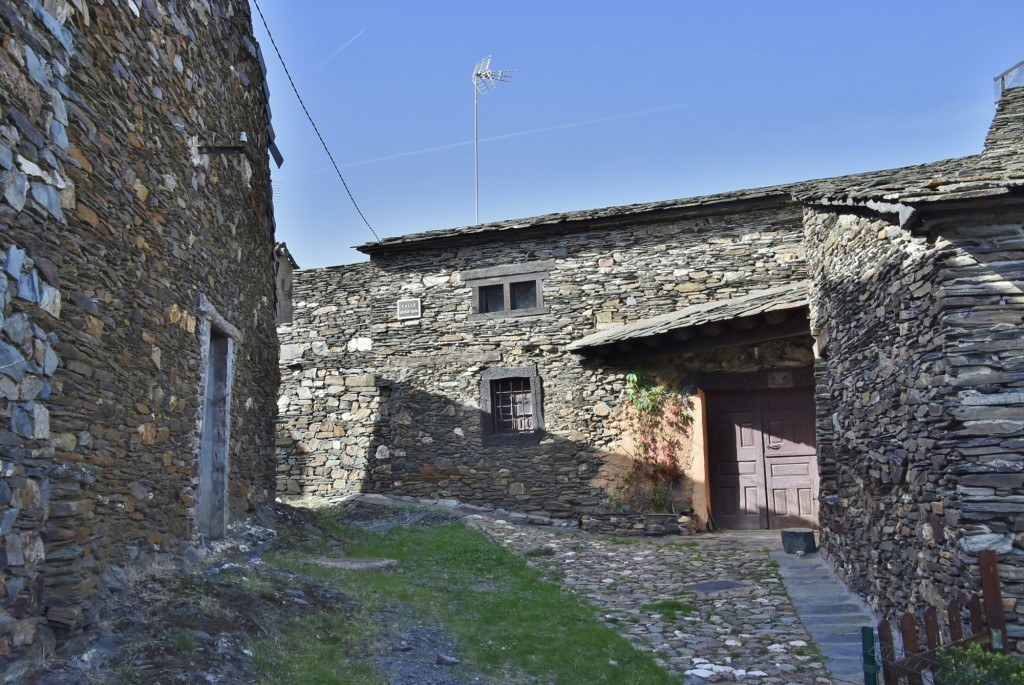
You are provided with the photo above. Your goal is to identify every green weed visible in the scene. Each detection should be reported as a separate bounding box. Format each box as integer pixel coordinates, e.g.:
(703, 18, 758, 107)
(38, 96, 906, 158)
(169, 628, 199, 658)
(641, 599, 697, 621)
(524, 546, 557, 558)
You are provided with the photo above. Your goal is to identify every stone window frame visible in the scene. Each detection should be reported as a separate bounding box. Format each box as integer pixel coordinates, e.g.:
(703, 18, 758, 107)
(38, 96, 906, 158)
(479, 365, 544, 446)
(461, 261, 553, 321)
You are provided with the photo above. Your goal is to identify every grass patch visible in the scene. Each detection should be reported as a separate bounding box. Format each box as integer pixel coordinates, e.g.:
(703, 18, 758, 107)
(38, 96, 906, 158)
(524, 546, 557, 558)
(749, 559, 782, 581)
(169, 628, 199, 657)
(641, 599, 697, 621)
(271, 516, 675, 685)
(253, 611, 386, 685)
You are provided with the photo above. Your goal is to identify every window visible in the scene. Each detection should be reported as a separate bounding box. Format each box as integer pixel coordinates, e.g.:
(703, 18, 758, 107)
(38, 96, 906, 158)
(480, 366, 544, 444)
(491, 377, 534, 433)
(461, 261, 553, 320)
(480, 284, 505, 313)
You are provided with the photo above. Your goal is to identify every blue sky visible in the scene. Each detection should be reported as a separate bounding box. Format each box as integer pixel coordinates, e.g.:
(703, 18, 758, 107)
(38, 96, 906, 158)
(250, 1, 1024, 268)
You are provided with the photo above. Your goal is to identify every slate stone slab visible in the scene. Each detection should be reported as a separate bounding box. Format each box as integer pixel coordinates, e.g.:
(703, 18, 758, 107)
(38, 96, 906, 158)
(686, 579, 753, 599)
(0, 342, 28, 381)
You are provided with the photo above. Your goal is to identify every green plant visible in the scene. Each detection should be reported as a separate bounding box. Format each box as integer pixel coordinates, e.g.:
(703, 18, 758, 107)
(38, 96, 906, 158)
(113, 664, 144, 685)
(937, 643, 1024, 684)
(169, 628, 199, 657)
(612, 371, 695, 513)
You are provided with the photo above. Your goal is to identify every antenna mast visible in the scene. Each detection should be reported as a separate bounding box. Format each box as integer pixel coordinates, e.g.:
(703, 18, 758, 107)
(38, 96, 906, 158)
(472, 55, 513, 224)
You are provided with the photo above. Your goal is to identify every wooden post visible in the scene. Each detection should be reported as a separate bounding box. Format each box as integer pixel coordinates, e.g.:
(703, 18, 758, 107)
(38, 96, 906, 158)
(877, 619, 898, 685)
(979, 549, 1007, 651)
(900, 612, 925, 685)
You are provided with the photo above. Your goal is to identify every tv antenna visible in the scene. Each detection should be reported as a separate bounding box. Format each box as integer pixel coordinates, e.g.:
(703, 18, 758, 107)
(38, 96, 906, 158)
(472, 55, 513, 224)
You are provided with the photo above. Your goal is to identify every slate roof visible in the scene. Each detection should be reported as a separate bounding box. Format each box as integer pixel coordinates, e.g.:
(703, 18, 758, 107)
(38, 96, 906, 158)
(566, 281, 809, 352)
(357, 186, 797, 255)
(358, 83, 1024, 256)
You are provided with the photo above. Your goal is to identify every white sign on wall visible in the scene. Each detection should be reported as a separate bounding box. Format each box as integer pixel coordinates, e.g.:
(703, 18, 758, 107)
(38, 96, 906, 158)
(397, 298, 422, 320)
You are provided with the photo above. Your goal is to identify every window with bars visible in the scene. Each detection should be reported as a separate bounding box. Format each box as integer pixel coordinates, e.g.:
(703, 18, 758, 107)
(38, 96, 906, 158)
(490, 377, 534, 434)
(480, 366, 544, 444)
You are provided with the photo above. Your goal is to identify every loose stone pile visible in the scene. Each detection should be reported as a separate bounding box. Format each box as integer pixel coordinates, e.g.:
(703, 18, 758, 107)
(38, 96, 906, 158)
(471, 518, 831, 684)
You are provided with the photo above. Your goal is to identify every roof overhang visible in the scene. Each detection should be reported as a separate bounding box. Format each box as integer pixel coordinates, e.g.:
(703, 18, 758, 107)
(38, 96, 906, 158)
(567, 281, 810, 361)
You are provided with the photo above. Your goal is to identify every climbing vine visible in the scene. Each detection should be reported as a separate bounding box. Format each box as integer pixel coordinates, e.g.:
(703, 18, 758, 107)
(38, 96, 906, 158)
(613, 371, 695, 513)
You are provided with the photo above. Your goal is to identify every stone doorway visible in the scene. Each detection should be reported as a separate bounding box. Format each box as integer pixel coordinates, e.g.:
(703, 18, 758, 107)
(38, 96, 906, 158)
(197, 328, 231, 539)
(707, 386, 818, 530)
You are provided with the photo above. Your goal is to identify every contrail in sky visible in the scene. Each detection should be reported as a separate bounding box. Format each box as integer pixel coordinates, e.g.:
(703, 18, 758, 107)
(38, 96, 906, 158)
(337, 97, 743, 169)
(313, 29, 365, 71)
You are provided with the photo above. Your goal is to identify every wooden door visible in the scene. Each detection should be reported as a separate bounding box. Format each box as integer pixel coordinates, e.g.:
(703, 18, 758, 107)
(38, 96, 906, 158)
(708, 387, 818, 530)
(708, 392, 767, 529)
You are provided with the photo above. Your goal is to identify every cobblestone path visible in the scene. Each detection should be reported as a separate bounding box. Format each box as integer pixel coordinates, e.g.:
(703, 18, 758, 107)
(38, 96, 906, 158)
(470, 518, 835, 684)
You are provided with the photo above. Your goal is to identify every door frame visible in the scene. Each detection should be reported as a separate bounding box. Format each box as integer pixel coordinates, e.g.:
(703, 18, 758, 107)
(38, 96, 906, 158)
(195, 295, 241, 540)
(700, 369, 818, 531)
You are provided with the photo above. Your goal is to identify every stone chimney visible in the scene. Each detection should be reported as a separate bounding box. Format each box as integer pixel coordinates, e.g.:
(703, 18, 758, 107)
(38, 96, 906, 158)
(983, 61, 1024, 158)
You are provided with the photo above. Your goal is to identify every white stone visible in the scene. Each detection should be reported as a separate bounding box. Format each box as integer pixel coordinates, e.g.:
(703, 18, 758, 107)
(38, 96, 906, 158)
(684, 669, 715, 678)
(39, 285, 61, 317)
(347, 337, 372, 352)
(958, 533, 1013, 554)
(31, 403, 49, 440)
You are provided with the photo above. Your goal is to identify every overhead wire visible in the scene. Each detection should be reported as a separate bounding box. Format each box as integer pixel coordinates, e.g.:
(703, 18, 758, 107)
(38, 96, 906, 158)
(250, 0, 382, 243)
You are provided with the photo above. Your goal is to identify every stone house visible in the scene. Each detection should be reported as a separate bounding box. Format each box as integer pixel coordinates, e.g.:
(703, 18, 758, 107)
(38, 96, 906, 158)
(1, 0, 280, 658)
(279, 65, 1024, 643)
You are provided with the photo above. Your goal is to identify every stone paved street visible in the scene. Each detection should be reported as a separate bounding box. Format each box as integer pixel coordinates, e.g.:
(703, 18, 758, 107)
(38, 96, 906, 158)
(469, 518, 839, 684)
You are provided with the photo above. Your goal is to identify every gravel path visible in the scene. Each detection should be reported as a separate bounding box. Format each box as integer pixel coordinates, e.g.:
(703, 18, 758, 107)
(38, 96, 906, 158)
(469, 517, 833, 684)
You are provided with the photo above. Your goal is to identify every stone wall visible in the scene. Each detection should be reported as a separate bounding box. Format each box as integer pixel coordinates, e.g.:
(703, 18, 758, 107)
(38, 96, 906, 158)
(0, 0, 278, 656)
(806, 205, 1024, 647)
(278, 202, 808, 515)
(806, 207, 951, 610)
(0, 244, 65, 653)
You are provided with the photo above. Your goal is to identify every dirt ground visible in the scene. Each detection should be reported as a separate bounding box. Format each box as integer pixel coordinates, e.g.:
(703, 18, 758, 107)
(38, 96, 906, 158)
(7, 501, 490, 685)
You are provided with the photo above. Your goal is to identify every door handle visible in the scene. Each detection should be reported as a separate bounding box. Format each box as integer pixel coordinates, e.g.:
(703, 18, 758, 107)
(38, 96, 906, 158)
(766, 444, 781, 450)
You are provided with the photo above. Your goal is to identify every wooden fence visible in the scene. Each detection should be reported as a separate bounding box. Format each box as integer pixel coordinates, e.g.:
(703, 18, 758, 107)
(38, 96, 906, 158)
(864, 549, 1006, 685)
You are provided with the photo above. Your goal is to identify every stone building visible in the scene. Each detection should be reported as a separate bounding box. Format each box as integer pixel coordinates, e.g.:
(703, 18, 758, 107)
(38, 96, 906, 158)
(279, 65, 1024, 644)
(1, 0, 280, 658)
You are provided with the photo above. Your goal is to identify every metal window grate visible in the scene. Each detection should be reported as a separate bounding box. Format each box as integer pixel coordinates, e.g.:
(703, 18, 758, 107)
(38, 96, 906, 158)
(491, 377, 534, 434)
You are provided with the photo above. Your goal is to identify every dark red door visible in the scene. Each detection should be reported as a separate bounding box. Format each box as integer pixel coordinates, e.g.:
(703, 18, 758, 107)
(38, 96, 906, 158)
(708, 387, 818, 530)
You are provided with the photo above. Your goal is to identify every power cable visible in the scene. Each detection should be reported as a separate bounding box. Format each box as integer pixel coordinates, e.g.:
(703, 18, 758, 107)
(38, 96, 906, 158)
(250, 0, 382, 243)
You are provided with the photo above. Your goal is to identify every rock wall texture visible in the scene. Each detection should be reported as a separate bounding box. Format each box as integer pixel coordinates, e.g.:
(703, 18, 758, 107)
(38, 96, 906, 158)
(0, 0, 279, 657)
(807, 205, 1024, 648)
(277, 201, 810, 515)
